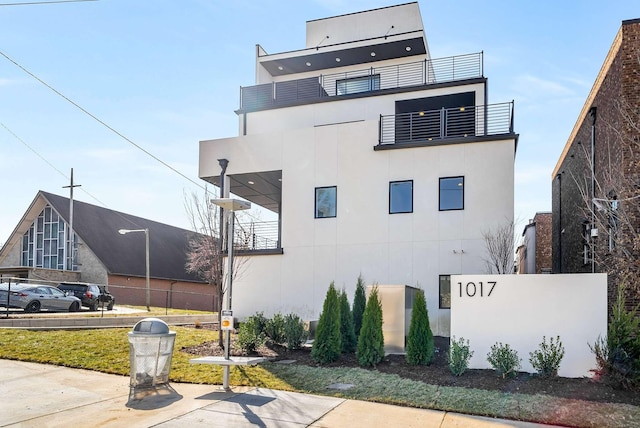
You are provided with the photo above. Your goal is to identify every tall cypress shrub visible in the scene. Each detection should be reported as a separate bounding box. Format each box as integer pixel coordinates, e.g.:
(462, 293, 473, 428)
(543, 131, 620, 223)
(352, 274, 366, 338)
(311, 282, 342, 364)
(406, 289, 434, 365)
(357, 286, 384, 367)
(339, 289, 357, 353)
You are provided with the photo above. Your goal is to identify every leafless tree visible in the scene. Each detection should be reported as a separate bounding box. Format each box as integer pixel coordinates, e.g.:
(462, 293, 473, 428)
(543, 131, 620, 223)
(184, 187, 249, 347)
(570, 97, 640, 298)
(482, 218, 516, 274)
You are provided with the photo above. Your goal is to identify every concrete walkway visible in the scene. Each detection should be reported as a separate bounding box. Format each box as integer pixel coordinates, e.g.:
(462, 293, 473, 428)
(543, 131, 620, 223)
(0, 359, 559, 428)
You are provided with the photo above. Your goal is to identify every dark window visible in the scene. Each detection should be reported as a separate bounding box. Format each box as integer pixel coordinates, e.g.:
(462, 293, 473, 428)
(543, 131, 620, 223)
(439, 275, 452, 309)
(389, 180, 413, 214)
(608, 197, 619, 252)
(336, 74, 380, 96)
(315, 186, 337, 218)
(439, 177, 464, 210)
(582, 221, 592, 265)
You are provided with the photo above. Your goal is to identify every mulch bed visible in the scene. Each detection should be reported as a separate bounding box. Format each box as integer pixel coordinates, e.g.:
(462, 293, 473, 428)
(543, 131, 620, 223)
(181, 331, 639, 407)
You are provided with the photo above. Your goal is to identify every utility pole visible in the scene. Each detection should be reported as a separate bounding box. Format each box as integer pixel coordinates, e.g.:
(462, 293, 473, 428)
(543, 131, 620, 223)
(62, 168, 81, 271)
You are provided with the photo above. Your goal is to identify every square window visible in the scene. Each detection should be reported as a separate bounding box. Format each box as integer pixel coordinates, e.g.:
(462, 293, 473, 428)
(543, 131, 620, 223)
(389, 180, 413, 214)
(439, 275, 452, 309)
(315, 186, 336, 218)
(439, 176, 464, 210)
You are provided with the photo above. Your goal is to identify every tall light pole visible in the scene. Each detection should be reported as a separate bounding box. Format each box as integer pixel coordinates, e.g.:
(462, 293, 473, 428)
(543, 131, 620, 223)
(118, 228, 150, 311)
(210, 198, 251, 391)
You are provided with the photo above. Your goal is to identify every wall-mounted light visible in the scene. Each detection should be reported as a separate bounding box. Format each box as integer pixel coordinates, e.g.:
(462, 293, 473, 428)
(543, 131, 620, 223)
(306, 62, 311, 67)
(335, 58, 341, 62)
(405, 46, 411, 52)
(370, 52, 376, 57)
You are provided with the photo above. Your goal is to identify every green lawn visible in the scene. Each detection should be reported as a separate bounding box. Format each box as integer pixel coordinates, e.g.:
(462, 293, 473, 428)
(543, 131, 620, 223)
(0, 328, 637, 428)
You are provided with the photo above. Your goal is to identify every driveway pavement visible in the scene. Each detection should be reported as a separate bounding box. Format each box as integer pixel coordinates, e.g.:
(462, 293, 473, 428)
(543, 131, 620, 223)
(0, 359, 559, 428)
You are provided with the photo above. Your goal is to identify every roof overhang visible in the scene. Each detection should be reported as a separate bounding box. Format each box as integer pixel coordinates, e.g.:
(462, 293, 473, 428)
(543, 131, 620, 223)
(259, 32, 427, 77)
(203, 170, 282, 214)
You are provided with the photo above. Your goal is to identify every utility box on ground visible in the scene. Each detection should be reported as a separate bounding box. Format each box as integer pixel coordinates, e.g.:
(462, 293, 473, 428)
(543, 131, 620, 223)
(367, 285, 419, 354)
(128, 318, 176, 388)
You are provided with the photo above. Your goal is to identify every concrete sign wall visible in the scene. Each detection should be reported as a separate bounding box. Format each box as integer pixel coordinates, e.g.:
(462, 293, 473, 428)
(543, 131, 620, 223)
(450, 273, 607, 378)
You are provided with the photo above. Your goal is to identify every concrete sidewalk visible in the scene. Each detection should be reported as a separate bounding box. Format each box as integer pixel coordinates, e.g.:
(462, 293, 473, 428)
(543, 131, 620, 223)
(0, 359, 555, 428)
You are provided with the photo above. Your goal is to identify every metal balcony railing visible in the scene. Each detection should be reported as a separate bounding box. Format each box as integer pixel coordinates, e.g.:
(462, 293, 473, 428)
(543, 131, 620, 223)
(240, 52, 484, 111)
(232, 220, 280, 251)
(378, 101, 514, 146)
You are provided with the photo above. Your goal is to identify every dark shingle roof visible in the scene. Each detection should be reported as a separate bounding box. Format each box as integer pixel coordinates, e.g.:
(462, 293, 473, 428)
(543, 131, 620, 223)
(41, 191, 203, 283)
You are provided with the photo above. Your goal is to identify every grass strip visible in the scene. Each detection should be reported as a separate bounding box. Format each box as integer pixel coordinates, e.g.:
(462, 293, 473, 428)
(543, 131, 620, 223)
(0, 328, 638, 428)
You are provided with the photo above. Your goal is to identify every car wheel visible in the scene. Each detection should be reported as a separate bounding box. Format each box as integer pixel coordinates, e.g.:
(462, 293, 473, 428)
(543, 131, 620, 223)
(25, 301, 41, 313)
(107, 300, 115, 311)
(69, 302, 80, 312)
(90, 301, 99, 311)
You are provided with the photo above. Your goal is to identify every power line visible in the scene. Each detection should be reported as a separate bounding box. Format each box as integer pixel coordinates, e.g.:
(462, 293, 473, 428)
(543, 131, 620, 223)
(0, 120, 108, 207)
(0, 0, 97, 6)
(1, 51, 266, 223)
(0, 49, 207, 192)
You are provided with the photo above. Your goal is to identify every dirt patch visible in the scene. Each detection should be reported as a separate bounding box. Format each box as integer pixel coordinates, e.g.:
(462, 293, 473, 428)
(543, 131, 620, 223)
(181, 332, 639, 407)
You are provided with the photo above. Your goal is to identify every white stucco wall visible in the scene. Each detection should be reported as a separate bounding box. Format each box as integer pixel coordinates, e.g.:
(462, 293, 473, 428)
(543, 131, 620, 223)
(450, 273, 607, 378)
(203, 117, 515, 337)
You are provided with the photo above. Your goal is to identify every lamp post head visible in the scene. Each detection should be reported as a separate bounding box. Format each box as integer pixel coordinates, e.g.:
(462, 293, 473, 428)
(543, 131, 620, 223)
(210, 198, 251, 212)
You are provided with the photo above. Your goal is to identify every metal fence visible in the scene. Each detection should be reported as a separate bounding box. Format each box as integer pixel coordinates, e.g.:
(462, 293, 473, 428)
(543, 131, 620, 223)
(0, 276, 218, 317)
(378, 101, 514, 146)
(240, 52, 483, 111)
(234, 220, 280, 251)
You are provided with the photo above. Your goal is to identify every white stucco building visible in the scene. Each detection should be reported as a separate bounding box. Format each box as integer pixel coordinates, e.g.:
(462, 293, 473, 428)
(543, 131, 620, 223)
(199, 2, 517, 336)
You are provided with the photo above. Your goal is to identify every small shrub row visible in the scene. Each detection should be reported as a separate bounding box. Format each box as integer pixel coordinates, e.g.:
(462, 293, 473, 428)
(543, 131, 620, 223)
(237, 311, 308, 353)
(447, 336, 566, 378)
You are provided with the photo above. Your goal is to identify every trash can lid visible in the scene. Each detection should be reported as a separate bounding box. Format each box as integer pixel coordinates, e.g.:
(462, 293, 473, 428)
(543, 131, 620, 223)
(132, 317, 170, 334)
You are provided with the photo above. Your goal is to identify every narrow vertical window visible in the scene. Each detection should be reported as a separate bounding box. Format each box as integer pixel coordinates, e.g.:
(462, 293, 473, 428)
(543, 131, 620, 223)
(608, 197, 619, 252)
(315, 186, 337, 218)
(439, 275, 451, 309)
(439, 176, 464, 210)
(389, 180, 413, 214)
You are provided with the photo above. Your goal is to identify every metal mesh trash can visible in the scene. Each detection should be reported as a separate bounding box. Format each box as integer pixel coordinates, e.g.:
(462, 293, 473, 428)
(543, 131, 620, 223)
(128, 318, 176, 388)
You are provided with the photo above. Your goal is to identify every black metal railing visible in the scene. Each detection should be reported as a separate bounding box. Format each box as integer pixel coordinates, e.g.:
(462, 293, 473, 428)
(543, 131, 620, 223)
(240, 52, 483, 111)
(378, 101, 514, 145)
(234, 220, 280, 251)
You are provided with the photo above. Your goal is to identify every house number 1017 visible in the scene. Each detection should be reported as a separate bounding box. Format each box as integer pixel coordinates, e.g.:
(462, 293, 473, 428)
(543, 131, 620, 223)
(458, 281, 496, 297)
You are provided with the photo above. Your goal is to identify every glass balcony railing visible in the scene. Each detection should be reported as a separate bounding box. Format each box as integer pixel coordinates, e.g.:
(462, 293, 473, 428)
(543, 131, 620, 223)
(240, 52, 484, 111)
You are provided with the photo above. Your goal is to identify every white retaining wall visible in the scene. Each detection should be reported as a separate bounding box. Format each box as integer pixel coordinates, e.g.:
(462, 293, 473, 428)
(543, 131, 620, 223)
(450, 273, 607, 378)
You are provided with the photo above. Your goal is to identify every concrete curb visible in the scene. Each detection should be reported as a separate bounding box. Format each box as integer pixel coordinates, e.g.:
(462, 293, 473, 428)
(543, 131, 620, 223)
(0, 314, 217, 330)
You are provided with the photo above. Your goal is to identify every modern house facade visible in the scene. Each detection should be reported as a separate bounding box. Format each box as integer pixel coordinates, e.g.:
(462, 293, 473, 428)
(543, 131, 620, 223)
(517, 212, 552, 274)
(199, 3, 518, 336)
(551, 18, 639, 308)
(0, 191, 212, 311)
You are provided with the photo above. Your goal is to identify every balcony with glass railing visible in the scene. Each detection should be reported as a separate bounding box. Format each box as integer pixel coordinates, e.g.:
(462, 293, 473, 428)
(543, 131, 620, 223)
(378, 101, 515, 147)
(240, 52, 484, 111)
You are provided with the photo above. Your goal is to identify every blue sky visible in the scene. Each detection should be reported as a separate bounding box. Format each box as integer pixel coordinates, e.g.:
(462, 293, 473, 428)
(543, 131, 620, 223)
(1, 0, 638, 244)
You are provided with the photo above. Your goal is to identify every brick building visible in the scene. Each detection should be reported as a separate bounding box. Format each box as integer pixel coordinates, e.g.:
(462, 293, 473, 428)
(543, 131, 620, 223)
(517, 212, 552, 274)
(551, 18, 640, 307)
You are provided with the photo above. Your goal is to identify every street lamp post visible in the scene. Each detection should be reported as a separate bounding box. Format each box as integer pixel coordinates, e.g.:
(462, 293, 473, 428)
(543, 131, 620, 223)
(118, 228, 150, 312)
(210, 198, 251, 391)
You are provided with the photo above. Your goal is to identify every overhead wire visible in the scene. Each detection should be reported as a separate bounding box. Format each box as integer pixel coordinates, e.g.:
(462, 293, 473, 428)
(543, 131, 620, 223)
(0, 50, 266, 223)
(0, 0, 98, 6)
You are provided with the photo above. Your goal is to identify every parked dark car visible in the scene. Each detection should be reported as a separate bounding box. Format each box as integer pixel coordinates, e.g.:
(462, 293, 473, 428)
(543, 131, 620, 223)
(57, 282, 115, 311)
(0, 282, 81, 313)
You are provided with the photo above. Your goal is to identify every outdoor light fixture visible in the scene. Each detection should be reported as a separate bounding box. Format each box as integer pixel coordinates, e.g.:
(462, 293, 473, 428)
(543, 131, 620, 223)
(118, 228, 150, 312)
(210, 198, 252, 390)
